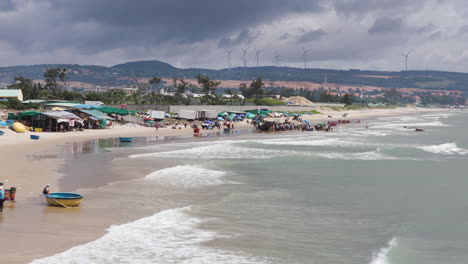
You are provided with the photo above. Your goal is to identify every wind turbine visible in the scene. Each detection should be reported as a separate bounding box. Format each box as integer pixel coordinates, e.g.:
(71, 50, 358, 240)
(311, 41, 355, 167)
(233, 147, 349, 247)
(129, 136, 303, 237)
(224, 48, 232, 71)
(400, 49, 413, 72)
(241, 47, 248, 69)
(274, 49, 280, 67)
(255, 48, 263, 68)
(302, 46, 312, 70)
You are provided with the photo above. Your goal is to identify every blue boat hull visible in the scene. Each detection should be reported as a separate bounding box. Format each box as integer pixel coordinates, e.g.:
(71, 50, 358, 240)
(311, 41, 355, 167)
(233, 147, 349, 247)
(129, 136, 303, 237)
(119, 137, 134, 142)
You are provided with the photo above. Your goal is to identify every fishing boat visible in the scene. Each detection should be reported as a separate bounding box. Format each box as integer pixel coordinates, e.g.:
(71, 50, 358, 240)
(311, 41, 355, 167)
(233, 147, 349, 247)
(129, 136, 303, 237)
(119, 137, 134, 142)
(415, 128, 425, 132)
(30, 135, 40, 140)
(44, 192, 84, 207)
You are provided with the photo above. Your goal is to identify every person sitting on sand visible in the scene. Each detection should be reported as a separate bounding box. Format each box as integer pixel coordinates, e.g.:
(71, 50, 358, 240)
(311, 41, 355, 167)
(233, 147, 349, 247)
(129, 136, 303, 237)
(0, 185, 5, 213)
(42, 184, 50, 195)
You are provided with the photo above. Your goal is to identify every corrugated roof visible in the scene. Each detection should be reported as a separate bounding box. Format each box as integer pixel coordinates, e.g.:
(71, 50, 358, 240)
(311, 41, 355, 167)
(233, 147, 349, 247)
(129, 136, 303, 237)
(79, 109, 113, 120)
(41, 111, 82, 120)
(44, 102, 80, 107)
(0, 89, 20, 97)
(22, 100, 46, 104)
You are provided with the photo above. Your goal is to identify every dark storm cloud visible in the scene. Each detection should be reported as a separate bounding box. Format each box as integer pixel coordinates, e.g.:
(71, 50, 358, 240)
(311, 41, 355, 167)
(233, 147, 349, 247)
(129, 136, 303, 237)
(368, 17, 404, 35)
(0, 0, 14, 10)
(298, 29, 327, 43)
(218, 29, 257, 47)
(0, 0, 466, 71)
(48, 0, 325, 47)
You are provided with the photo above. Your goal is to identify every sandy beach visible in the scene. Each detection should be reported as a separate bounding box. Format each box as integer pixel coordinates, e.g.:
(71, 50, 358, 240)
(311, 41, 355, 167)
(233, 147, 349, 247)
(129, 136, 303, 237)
(0, 106, 454, 263)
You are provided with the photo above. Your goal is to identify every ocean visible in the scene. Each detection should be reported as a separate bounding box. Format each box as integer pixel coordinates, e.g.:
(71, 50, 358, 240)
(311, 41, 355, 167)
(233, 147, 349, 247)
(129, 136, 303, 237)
(32, 110, 468, 264)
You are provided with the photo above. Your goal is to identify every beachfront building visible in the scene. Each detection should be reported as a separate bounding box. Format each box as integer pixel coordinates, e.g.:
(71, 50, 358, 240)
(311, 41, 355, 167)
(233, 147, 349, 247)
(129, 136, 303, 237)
(0, 89, 23, 101)
(84, 86, 138, 95)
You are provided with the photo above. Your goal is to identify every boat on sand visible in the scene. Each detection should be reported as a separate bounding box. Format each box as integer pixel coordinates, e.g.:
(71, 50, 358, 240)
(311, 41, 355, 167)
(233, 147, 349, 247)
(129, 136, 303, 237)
(119, 137, 134, 142)
(44, 192, 84, 207)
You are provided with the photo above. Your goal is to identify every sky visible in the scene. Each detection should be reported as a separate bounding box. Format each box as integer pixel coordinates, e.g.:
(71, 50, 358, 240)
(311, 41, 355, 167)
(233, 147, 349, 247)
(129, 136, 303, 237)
(1, 0, 468, 72)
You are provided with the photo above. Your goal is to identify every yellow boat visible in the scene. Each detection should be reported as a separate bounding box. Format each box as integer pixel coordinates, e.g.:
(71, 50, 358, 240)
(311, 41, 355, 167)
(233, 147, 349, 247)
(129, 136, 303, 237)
(12, 122, 26, 133)
(44, 192, 84, 207)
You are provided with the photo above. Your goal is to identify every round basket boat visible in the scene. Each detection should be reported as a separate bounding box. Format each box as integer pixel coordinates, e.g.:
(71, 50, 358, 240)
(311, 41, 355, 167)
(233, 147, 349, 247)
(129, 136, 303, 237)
(119, 137, 134, 142)
(45, 192, 84, 207)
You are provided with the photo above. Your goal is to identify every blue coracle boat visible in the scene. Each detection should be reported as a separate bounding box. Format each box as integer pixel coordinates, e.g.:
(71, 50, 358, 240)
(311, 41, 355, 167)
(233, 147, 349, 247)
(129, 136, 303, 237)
(44, 192, 84, 207)
(119, 137, 134, 142)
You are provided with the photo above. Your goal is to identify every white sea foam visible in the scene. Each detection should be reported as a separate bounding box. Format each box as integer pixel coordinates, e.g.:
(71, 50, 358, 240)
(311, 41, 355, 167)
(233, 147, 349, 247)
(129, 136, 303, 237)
(130, 143, 301, 160)
(369, 237, 398, 264)
(417, 143, 468, 155)
(349, 130, 391, 137)
(145, 165, 226, 188)
(318, 149, 397, 160)
(258, 137, 361, 147)
(31, 207, 267, 264)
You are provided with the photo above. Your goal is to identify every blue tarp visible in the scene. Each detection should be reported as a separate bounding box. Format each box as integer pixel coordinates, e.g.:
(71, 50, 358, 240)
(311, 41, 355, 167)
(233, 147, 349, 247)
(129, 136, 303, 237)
(73, 104, 100, 109)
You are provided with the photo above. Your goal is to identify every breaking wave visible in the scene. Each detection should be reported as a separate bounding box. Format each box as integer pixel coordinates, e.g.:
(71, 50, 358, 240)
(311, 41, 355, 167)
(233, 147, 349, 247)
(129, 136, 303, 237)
(369, 237, 398, 264)
(130, 143, 301, 160)
(145, 165, 227, 189)
(31, 207, 268, 264)
(417, 143, 468, 155)
(318, 148, 397, 160)
(257, 137, 362, 147)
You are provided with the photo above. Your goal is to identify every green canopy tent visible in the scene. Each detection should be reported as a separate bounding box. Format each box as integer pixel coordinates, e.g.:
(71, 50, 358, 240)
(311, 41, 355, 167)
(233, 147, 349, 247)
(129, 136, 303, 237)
(93, 107, 138, 116)
(246, 109, 272, 116)
(79, 109, 113, 120)
(17, 111, 42, 120)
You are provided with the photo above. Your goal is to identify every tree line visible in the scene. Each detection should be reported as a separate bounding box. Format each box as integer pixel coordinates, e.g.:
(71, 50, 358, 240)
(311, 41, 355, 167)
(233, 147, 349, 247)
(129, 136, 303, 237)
(3, 68, 465, 110)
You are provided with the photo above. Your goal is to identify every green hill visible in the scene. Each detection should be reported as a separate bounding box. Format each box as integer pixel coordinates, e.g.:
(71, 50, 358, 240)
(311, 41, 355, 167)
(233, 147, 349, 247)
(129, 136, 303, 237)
(0, 60, 466, 92)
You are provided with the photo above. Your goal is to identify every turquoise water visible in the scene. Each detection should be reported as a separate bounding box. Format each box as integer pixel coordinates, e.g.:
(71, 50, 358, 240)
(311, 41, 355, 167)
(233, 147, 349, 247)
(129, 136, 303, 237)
(33, 111, 468, 264)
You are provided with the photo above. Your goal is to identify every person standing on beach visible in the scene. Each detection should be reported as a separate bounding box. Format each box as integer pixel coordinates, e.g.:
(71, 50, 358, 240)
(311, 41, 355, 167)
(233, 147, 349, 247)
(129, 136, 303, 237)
(0, 185, 5, 212)
(42, 184, 50, 195)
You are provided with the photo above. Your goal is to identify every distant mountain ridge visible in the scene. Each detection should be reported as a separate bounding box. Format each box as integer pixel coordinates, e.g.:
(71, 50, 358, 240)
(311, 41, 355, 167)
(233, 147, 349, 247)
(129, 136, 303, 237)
(0, 60, 466, 92)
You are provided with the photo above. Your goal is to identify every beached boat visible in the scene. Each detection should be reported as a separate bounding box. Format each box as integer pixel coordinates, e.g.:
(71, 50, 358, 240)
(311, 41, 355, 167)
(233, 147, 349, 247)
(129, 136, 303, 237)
(44, 192, 84, 207)
(0, 130, 4, 136)
(415, 128, 425, 132)
(119, 137, 134, 142)
(30, 135, 40, 140)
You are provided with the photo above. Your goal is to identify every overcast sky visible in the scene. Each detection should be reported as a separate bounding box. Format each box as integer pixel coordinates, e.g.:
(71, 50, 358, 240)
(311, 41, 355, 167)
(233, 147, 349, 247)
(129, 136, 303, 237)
(1, 0, 468, 72)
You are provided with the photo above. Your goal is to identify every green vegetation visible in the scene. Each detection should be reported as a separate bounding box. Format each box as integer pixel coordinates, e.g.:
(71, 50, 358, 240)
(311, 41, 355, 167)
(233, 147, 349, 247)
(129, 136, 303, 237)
(246, 97, 286, 106)
(0, 60, 468, 93)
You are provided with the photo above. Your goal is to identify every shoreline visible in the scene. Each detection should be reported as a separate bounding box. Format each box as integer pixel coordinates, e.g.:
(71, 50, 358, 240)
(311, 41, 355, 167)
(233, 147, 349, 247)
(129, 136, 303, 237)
(0, 107, 459, 263)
